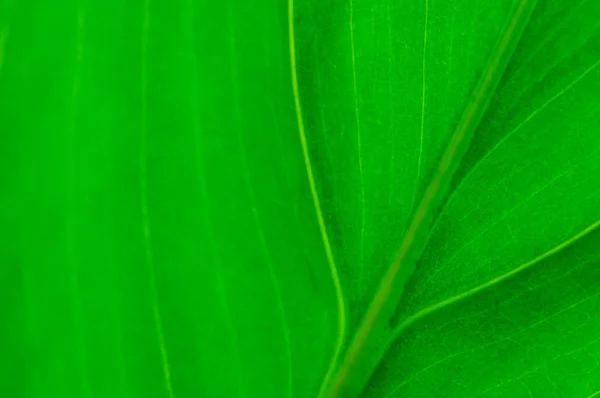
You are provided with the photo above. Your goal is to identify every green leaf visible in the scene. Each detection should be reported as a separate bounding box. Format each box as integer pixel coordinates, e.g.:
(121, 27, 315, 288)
(1, 0, 600, 398)
(292, 0, 600, 396)
(367, 0, 600, 395)
(1, 0, 337, 396)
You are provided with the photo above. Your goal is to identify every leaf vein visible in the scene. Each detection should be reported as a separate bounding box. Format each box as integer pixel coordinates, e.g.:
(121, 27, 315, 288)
(412, 0, 428, 214)
(393, 218, 600, 344)
(140, 1, 174, 396)
(288, 2, 347, 396)
(422, 165, 572, 287)
(322, 2, 539, 395)
(386, 267, 600, 396)
(435, 57, 600, 230)
(349, 0, 367, 290)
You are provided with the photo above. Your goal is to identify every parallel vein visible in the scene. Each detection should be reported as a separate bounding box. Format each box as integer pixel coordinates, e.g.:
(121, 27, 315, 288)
(140, 2, 174, 397)
(349, 0, 367, 291)
(188, 1, 245, 394)
(228, 3, 293, 395)
(413, 0, 428, 213)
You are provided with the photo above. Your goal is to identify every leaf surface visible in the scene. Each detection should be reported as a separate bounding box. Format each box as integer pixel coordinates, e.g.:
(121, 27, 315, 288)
(293, 0, 600, 396)
(366, 1, 600, 395)
(1, 0, 600, 397)
(1, 0, 338, 397)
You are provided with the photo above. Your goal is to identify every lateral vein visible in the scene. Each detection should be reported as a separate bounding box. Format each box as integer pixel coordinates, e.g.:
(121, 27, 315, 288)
(392, 217, 600, 347)
(288, 1, 347, 397)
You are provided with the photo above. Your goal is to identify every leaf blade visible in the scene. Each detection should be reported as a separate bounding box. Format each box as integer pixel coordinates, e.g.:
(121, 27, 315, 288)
(320, 1, 539, 395)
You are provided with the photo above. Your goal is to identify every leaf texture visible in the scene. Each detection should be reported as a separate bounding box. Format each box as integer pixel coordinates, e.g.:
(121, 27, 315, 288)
(1, 0, 338, 397)
(1, 0, 600, 397)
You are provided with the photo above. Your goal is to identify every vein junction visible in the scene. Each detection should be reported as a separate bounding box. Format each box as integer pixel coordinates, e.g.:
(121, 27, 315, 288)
(321, 1, 540, 396)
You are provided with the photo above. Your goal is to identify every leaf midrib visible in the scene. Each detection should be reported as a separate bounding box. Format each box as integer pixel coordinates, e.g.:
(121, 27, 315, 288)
(319, 1, 540, 396)
(394, 56, 600, 336)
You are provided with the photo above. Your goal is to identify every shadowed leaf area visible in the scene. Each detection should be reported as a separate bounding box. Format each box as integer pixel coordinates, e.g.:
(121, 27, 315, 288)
(1, 0, 599, 397)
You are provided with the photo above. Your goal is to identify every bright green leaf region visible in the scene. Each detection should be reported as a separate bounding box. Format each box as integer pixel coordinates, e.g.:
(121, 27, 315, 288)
(1, 0, 600, 397)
